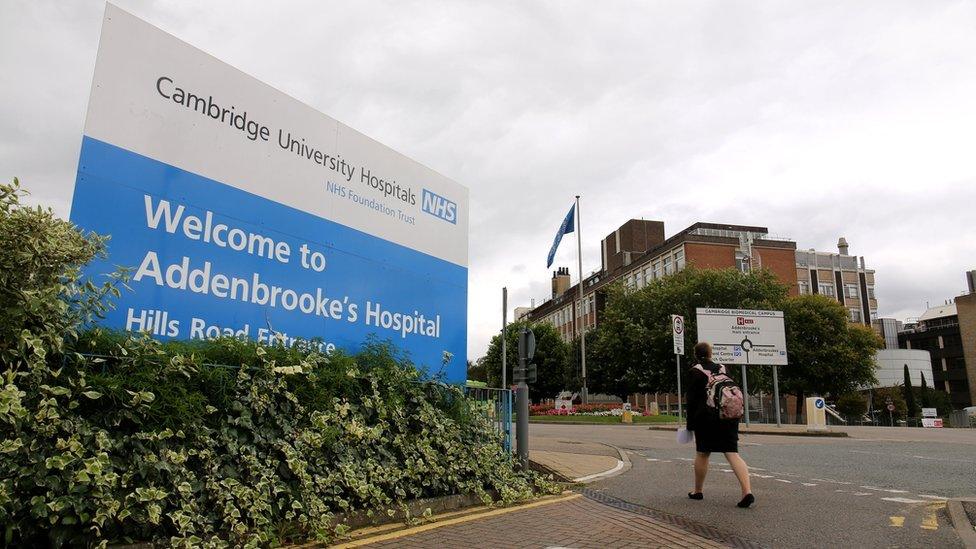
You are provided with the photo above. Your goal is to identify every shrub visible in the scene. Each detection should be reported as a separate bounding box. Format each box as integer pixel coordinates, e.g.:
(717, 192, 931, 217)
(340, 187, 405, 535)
(0, 179, 555, 547)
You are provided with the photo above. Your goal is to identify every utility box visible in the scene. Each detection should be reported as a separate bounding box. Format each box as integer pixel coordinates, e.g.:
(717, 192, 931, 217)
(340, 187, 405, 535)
(621, 403, 633, 423)
(805, 397, 827, 431)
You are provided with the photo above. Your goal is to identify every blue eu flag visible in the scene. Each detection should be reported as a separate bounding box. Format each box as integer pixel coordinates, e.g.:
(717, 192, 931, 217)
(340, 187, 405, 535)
(547, 204, 576, 268)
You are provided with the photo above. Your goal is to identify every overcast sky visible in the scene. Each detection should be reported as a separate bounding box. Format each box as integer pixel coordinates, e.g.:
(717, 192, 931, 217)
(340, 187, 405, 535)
(3, 1, 975, 360)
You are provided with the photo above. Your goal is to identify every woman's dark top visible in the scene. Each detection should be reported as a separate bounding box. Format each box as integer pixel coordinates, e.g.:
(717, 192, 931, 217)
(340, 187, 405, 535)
(686, 359, 739, 454)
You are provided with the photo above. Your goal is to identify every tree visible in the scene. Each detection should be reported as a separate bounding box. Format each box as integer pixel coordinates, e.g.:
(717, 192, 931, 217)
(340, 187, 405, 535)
(835, 392, 867, 420)
(482, 320, 570, 400)
(779, 295, 883, 414)
(919, 372, 931, 408)
(903, 364, 919, 418)
(467, 358, 487, 383)
(872, 386, 906, 423)
(587, 267, 789, 399)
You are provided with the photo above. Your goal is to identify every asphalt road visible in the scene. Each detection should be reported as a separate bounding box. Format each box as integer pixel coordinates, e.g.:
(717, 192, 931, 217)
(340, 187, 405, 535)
(530, 423, 976, 548)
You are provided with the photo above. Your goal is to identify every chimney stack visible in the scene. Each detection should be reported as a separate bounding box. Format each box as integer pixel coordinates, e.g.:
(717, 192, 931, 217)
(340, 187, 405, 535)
(837, 237, 849, 255)
(551, 267, 571, 298)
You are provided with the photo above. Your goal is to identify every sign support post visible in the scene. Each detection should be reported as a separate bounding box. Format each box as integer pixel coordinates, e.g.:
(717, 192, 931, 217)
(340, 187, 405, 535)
(672, 315, 685, 422)
(741, 364, 750, 427)
(772, 364, 782, 427)
(501, 287, 507, 388)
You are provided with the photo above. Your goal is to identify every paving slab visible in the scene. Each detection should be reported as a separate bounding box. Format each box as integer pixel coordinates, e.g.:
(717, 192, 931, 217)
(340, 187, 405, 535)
(344, 493, 733, 548)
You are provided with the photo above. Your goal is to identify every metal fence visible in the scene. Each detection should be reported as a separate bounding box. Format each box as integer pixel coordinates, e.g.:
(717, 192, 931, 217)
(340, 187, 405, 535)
(464, 386, 514, 455)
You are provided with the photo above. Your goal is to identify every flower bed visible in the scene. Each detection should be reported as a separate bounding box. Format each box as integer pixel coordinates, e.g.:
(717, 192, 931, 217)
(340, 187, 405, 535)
(529, 402, 646, 416)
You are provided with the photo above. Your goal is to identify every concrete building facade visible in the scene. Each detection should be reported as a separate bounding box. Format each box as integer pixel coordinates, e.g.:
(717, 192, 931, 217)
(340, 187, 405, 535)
(795, 238, 877, 326)
(898, 302, 973, 409)
(872, 349, 935, 388)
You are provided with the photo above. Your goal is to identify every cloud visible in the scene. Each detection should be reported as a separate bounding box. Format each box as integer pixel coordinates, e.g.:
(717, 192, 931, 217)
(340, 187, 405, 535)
(2, 0, 973, 361)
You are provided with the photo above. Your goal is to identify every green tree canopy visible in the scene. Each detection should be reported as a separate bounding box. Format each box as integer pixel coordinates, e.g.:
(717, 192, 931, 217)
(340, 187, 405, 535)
(779, 294, 882, 406)
(587, 267, 790, 398)
(482, 320, 571, 399)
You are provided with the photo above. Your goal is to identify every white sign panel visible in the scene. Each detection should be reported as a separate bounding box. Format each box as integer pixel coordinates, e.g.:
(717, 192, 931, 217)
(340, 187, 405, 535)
(695, 308, 787, 365)
(672, 314, 685, 355)
(921, 408, 937, 418)
(69, 6, 469, 381)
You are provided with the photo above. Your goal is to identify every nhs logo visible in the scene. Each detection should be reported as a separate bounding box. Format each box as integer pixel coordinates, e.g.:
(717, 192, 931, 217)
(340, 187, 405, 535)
(421, 189, 457, 224)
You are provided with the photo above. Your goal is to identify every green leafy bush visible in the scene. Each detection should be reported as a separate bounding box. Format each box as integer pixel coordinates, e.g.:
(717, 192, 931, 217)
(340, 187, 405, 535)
(0, 180, 554, 547)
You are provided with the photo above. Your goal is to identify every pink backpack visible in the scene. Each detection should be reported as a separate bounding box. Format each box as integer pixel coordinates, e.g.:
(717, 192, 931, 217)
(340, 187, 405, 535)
(693, 364, 744, 420)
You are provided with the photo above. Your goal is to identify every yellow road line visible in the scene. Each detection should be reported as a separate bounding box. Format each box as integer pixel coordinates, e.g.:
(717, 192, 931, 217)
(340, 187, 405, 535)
(332, 493, 583, 548)
(889, 516, 905, 528)
(920, 502, 943, 531)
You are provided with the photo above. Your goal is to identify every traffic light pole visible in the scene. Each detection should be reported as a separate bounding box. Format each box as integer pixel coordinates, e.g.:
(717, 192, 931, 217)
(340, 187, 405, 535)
(516, 379, 529, 471)
(515, 327, 536, 472)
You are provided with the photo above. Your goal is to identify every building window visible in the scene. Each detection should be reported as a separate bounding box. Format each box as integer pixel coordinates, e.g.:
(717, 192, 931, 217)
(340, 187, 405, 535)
(674, 249, 685, 271)
(845, 284, 858, 299)
(798, 281, 809, 295)
(642, 267, 651, 286)
(652, 261, 662, 279)
(818, 283, 835, 297)
(870, 309, 877, 320)
(867, 285, 875, 300)
(850, 308, 862, 322)
(664, 257, 673, 275)
(736, 253, 749, 273)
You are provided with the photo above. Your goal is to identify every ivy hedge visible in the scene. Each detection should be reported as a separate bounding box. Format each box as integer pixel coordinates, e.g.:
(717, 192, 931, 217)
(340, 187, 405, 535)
(0, 179, 554, 547)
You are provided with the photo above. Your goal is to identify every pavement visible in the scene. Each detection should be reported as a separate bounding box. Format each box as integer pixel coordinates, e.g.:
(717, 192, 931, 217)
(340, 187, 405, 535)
(335, 492, 730, 548)
(528, 436, 626, 482)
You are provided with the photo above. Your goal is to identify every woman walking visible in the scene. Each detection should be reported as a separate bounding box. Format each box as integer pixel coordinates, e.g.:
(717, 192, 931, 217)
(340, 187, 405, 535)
(685, 341, 755, 508)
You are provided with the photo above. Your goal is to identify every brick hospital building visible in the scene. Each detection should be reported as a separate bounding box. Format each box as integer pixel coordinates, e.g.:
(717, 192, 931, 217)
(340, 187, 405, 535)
(526, 219, 875, 341)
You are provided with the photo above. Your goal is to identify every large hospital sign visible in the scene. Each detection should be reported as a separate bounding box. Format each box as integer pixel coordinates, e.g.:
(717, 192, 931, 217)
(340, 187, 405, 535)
(70, 6, 468, 382)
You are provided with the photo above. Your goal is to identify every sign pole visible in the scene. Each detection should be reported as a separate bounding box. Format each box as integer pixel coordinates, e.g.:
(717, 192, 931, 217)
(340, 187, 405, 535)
(741, 364, 750, 426)
(772, 364, 782, 427)
(671, 314, 685, 422)
(676, 354, 683, 422)
(501, 287, 507, 388)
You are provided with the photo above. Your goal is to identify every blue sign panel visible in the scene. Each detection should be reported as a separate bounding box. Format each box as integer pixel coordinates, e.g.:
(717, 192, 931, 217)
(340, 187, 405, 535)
(70, 6, 468, 382)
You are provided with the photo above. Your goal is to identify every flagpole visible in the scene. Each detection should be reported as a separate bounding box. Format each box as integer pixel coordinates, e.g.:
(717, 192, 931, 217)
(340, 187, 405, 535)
(575, 195, 588, 404)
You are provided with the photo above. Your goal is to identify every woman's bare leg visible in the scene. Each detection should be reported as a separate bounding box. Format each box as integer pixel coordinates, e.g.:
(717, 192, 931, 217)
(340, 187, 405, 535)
(693, 452, 710, 493)
(724, 452, 752, 497)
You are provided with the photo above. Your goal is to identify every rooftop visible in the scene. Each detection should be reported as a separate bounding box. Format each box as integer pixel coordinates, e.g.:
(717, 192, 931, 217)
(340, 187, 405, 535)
(917, 303, 957, 322)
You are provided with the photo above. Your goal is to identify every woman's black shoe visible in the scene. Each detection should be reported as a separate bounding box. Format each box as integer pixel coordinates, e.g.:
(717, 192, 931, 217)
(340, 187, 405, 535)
(688, 492, 703, 500)
(737, 494, 755, 508)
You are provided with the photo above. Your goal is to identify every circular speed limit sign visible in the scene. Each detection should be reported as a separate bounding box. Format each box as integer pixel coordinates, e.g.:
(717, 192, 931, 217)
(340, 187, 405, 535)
(673, 316, 684, 335)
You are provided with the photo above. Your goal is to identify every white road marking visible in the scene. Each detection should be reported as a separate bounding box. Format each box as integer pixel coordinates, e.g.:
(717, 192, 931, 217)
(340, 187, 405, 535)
(573, 459, 625, 483)
(835, 489, 849, 493)
(677, 457, 694, 461)
(722, 469, 733, 473)
(918, 495, 947, 501)
(852, 492, 873, 496)
(801, 483, 818, 487)
(812, 478, 851, 485)
(861, 486, 909, 494)
(750, 473, 774, 478)
(851, 450, 976, 465)
(646, 458, 659, 461)
(881, 497, 927, 504)
(750, 467, 766, 471)
(776, 479, 793, 483)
